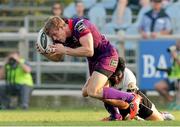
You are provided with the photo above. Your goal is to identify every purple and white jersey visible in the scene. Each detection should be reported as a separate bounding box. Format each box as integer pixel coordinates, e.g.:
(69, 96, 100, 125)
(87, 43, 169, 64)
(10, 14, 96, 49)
(55, 18, 119, 75)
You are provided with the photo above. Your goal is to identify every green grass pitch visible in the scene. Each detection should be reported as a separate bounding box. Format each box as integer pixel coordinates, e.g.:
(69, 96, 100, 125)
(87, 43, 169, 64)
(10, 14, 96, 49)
(0, 108, 180, 126)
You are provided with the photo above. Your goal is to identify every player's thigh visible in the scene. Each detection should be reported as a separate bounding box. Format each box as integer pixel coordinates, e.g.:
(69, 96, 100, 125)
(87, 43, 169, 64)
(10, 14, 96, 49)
(146, 104, 164, 121)
(86, 71, 108, 98)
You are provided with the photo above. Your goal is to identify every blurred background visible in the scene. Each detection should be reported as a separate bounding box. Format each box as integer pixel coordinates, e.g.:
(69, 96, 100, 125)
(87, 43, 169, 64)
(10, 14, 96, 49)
(0, 0, 179, 110)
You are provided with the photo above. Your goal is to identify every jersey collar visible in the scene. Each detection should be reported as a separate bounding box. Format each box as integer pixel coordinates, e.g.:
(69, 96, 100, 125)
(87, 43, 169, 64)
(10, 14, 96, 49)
(68, 19, 73, 32)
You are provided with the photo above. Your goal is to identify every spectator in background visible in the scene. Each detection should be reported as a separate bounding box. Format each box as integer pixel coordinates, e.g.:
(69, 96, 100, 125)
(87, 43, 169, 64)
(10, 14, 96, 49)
(52, 2, 63, 17)
(116, 0, 128, 25)
(162, 0, 173, 8)
(73, 0, 86, 18)
(101, 0, 131, 35)
(155, 40, 180, 102)
(111, 0, 132, 30)
(128, 0, 141, 12)
(0, 52, 33, 109)
(134, 0, 151, 26)
(139, 0, 151, 9)
(139, 0, 172, 39)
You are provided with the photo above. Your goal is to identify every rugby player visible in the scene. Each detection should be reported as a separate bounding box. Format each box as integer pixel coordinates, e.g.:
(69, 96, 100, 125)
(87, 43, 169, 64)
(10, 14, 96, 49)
(101, 57, 175, 121)
(36, 17, 141, 119)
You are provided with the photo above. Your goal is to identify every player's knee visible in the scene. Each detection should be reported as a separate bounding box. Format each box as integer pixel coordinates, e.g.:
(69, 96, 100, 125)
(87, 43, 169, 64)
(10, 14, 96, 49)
(149, 105, 164, 121)
(82, 92, 88, 97)
(87, 87, 101, 98)
(87, 88, 96, 97)
(152, 112, 164, 121)
(152, 115, 164, 121)
(158, 116, 164, 121)
(82, 88, 88, 97)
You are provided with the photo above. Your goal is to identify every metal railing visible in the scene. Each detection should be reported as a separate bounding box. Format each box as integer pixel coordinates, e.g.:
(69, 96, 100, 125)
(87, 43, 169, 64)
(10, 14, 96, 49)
(0, 32, 180, 89)
(0, 16, 49, 32)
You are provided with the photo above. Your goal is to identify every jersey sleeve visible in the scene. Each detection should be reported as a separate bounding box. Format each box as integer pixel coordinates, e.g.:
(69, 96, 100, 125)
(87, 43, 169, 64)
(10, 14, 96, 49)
(74, 19, 91, 38)
(122, 68, 137, 90)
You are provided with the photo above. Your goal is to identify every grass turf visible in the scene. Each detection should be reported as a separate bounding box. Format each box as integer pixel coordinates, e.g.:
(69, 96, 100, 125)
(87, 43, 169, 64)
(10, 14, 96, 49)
(0, 108, 180, 126)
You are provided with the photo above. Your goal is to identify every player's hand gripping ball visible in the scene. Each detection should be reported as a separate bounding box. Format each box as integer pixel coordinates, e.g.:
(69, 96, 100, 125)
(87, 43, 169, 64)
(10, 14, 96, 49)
(36, 28, 53, 54)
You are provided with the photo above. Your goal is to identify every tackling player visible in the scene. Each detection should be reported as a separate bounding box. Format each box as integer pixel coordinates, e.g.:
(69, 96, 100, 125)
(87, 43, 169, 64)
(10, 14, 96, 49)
(36, 17, 141, 119)
(101, 57, 175, 121)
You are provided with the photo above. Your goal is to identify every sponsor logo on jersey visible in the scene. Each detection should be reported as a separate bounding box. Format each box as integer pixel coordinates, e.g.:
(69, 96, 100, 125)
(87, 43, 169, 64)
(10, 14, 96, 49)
(109, 59, 118, 68)
(75, 19, 87, 33)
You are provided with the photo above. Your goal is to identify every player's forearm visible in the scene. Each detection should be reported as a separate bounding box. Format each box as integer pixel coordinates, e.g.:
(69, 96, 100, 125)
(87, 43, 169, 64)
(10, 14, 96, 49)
(65, 46, 94, 57)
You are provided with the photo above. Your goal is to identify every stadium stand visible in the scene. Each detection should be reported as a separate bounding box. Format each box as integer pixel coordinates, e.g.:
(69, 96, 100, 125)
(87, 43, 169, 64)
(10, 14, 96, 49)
(63, 2, 76, 18)
(166, 1, 180, 34)
(111, 6, 132, 30)
(133, 6, 151, 27)
(101, 23, 116, 35)
(88, 3, 107, 30)
(101, 0, 117, 10)
(82, 0, 97, 9)
(125, 25, 139, 63)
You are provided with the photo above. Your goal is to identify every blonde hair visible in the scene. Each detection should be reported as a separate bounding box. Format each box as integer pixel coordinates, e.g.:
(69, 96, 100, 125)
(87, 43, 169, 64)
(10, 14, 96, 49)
(43, 16, 66, 35)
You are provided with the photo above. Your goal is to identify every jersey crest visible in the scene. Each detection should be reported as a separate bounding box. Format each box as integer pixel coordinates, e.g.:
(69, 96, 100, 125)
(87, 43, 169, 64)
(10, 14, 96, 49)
(75, 19, 87, 33)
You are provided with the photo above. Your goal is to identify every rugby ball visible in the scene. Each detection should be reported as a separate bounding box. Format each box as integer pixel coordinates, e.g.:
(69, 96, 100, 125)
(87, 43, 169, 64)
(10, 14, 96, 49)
(37, 28, 53, 53)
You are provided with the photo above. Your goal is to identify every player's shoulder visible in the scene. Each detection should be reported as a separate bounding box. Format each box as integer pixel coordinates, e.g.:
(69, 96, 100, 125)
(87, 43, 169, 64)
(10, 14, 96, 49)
(124, 68, 136, 80)
(72, 18, 91, 37)
(124, 68, 134, 75)
(73, 18, 89, 32)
